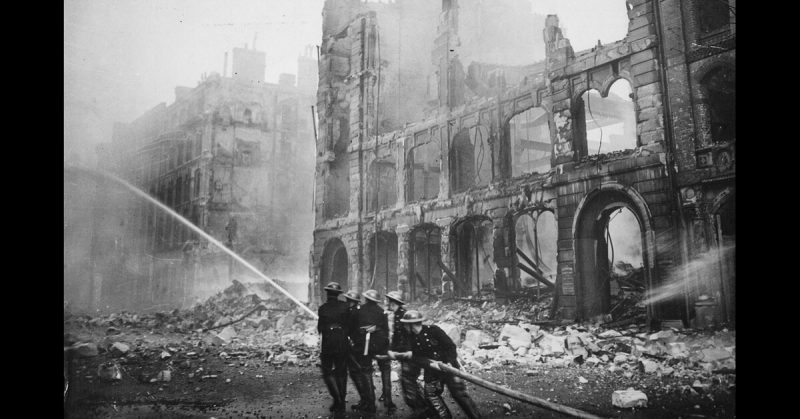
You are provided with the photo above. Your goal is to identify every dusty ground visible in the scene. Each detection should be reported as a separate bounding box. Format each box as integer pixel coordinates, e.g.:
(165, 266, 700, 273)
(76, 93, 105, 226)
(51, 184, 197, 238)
(64, 322, 735, 419)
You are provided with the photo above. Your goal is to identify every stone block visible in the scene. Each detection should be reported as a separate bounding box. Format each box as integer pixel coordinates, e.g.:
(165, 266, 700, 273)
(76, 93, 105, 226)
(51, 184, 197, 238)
(537, 333, 565, 355)
(109, 342, 130, 357)
(463, 330, 492, 351)
(612, 388, 648, 408)
(499, 325, 532, 350)
(73, 342, 99, 358)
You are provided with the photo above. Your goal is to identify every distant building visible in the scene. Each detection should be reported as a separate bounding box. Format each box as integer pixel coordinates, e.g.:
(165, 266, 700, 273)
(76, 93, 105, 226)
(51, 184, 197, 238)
(96, 46, 316, 310)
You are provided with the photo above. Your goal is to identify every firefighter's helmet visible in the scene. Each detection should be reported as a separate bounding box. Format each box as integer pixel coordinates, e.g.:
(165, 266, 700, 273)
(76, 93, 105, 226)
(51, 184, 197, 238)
(385, 291, 405, 305)
(399, 310, 425, 323)
(323, 282, 343, 294)
(344, 290, 361, 302)
(363, 289, 381, 303)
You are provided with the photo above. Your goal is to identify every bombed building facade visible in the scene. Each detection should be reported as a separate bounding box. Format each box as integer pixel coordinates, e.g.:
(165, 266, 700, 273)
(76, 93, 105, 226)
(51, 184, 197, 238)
(309, 0, 735, 328)
(90, 46, 317, 311)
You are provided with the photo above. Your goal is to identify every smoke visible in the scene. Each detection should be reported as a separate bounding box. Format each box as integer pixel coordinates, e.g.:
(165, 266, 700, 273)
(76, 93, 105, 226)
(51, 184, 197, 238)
(607, 208, 643, 273)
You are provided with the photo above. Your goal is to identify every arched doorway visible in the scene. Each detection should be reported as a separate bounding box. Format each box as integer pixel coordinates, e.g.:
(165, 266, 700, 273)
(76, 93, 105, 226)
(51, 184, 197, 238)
(368, 231, 398, 296)
(409, 225, 442, 303)
(452, 217, 494, 297)
(573, 187, 654, 321)
(320, 238, 349, 299)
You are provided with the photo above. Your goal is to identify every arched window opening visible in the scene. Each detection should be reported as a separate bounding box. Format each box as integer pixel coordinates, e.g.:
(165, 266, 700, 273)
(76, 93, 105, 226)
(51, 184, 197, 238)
(453, 218, 494, 297)
(194, 135, 202, 156)
(408, 140, 441, 202)
(243, 108, 253, 124)
(449, 125, 491, 193)
(509, 107, 552, 176)
(514, 210, 558, 290)
(577, 81, 637, 158)
(177, 142, 185, 166)
(702, 67, 735, 143)
(366, 160, 397, 213)
(183, 176, 191, 203)
(185, 137, 194, 162)
(320, 239, 349, 301)
(193, 169, 201, 198)
(368, 232, 398, 296)
(175, 176, 184, 206)
(409, 225, 442, 303)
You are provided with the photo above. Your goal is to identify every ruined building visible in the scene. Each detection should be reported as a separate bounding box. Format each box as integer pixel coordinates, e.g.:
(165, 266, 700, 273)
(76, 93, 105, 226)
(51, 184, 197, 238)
(95, 46, 317, 310)
(310, 0, 735, 328)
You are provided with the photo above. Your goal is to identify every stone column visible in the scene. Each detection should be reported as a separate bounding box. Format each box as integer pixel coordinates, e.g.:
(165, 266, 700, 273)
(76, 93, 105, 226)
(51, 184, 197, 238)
(435, 217, 454, 274)
(395, 224, 411, 299)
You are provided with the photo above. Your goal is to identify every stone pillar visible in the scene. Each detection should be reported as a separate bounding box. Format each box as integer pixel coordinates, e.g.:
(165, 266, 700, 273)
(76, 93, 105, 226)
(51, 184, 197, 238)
(395, 224, 411, 299)
(435, 217, 454, 274)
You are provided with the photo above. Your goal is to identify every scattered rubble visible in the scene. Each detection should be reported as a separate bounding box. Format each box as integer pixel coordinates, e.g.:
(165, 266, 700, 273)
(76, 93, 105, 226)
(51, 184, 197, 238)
(65, 279, 735, 410)
(612, 388, 648, 408)
(97, 362, 122, 380)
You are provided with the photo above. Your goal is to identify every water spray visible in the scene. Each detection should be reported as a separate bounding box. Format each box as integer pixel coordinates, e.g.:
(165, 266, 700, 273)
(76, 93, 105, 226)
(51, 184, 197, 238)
(65, 164, 319, 319)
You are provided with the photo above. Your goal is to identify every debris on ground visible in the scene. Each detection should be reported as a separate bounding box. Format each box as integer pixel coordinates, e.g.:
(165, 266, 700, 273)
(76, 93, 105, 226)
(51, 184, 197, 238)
(64, 278, 735, 414)
(612, 388, 648, 408)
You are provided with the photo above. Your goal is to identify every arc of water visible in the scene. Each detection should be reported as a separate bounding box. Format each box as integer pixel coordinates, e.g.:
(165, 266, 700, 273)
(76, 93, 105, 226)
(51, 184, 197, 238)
(69, 165, 318, 319)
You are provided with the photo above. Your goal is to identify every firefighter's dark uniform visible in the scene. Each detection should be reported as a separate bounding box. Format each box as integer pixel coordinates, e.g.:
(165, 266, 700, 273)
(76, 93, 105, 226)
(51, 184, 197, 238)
(391, 306, 429, 415)
(409, 325, 482, 419)
(376, 307, 397, 411)
(317, 293, 350, 412)
(345, 299, 369, 410)
(349, 299, 388, 413)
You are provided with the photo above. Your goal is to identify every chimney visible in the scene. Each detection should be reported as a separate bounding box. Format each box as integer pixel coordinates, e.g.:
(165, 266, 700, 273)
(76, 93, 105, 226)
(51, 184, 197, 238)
(223, 52, 228, 77)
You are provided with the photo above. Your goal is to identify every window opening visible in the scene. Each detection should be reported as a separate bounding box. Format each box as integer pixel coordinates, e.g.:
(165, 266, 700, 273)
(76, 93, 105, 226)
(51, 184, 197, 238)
(509, 107, 551, 176)
(580, 81, 636, 157)
(409, 226, 442, 303)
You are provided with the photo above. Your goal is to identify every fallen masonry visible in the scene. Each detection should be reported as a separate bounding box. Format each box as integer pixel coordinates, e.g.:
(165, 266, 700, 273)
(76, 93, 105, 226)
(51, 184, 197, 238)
(64, 280, 735, 415)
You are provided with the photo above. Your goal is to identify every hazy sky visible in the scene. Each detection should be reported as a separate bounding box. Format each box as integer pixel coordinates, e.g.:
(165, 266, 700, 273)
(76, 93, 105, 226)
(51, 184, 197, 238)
(64, 0, 629, 165)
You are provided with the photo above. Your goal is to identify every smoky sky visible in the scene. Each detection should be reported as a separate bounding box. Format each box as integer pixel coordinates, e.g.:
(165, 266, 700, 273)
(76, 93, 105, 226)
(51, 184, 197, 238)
(64, 0, 628, 166)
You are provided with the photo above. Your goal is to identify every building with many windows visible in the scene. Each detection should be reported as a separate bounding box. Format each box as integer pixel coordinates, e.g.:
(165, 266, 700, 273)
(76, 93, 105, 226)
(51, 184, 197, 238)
(96, 45, 317, 310)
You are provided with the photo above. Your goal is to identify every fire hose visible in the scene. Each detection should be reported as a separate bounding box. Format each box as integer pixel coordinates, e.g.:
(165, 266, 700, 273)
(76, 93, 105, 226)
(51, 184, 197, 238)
(375, 354, 606, 419)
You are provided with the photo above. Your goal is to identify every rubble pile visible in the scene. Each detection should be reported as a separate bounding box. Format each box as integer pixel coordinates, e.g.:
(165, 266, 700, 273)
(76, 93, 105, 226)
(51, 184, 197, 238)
(415, 292, 555, 338)
(397, 297, 735, 408)
(64, 280, 321, 369)
(65, 281, 734, 409)
(65, 280, 313, 333)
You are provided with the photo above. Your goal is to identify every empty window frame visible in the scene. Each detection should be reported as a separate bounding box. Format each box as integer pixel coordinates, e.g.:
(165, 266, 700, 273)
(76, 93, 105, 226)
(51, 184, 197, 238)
(509, 107, 552, 176)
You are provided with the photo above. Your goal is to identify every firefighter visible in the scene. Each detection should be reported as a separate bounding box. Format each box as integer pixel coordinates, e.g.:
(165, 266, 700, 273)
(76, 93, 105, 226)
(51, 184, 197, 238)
(384, 291, 430, 417)
(387, 310, 482, 419)
(342, 289, 369, 411)
(316, 282, 349, 415)
(348, 289, 389, 414)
